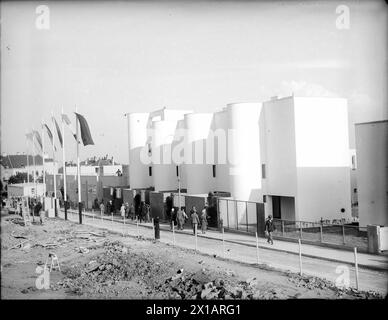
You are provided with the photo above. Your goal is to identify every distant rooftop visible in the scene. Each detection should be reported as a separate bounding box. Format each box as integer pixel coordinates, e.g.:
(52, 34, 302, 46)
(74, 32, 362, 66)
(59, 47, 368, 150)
(0, 154, 53, 169)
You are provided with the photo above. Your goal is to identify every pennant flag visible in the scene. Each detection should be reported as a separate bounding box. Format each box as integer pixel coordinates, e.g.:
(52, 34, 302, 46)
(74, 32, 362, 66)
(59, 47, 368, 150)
(75, 112, 95, 146)
(52, 116, 63, 148)
(44, 124, 57, 151)
(62, 113, 78, 142)
(33, 130, 43, 150)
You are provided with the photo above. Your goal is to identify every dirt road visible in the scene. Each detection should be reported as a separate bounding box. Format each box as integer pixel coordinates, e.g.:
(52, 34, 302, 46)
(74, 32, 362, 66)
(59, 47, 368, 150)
(1, 212, 383, 299)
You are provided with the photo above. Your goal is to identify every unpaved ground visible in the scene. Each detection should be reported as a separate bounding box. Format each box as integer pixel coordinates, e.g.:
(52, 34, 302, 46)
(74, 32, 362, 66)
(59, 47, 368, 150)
(1, 212, 383, 299)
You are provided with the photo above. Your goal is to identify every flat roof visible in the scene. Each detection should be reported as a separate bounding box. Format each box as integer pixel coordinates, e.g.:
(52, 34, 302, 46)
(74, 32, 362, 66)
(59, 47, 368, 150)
(355, 119, 388, 126)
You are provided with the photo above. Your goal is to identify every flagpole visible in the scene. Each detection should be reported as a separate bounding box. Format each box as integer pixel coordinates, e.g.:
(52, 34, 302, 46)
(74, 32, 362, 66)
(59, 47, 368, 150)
(32, 128, 37, 199)
(75, 105, 82, 224)
(62, 107, 68, 220)
(26, 132, 30, 184)
(50, 111, 58, 217)
(41, 121, 46, 212)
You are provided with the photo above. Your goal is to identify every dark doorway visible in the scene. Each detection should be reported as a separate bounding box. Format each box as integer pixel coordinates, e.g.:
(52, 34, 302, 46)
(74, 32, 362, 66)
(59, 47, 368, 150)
(272, 196, 281, 219)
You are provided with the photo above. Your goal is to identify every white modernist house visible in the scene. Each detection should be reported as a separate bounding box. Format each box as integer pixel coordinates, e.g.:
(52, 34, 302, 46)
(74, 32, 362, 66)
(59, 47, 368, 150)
(126, 96, 352, 223)
(355, 120, 388, 227)
(260, 96, 351, 222)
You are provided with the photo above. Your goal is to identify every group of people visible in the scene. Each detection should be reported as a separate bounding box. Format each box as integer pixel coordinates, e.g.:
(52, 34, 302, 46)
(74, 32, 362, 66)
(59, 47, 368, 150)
(99, 200, 151, 223)
(169, 205, 209, 235)
(8, 196, 45, 224)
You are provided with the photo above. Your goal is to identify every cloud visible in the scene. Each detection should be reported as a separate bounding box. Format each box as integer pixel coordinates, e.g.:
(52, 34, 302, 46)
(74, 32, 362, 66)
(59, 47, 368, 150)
(278, 80, 339, 97)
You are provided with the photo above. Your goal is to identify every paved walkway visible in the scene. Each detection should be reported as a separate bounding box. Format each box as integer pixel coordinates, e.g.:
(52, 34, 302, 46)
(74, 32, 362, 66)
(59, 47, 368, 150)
(59, 209, 388, 294)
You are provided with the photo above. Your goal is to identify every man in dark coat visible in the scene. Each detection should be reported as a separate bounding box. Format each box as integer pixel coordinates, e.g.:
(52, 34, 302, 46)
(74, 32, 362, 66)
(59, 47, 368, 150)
(265, 215, 276, 245)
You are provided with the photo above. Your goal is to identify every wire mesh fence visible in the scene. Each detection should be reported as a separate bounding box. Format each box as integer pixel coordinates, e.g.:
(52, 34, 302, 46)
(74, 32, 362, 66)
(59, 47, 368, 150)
(273, 218, 368, 249)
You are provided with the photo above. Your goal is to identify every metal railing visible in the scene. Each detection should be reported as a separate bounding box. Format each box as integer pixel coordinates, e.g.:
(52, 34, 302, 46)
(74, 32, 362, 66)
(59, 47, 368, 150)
(272, 218, 368, 249)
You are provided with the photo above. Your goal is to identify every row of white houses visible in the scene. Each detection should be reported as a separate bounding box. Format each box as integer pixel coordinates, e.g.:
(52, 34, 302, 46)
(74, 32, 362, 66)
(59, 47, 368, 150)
(126, 95, 354, 223)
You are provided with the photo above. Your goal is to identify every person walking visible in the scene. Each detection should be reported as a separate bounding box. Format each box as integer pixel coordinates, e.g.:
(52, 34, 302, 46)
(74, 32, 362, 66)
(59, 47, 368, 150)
(176, 207, 185, 230)
(120, 203, 126, 218)
(100, 201, 105, 216)
(35, 200, 43, 224)
(200, 206, 208, 234)
(265, 215, 276, 245)
(191, 208, 200, 235)
(170, 208, 176, 230)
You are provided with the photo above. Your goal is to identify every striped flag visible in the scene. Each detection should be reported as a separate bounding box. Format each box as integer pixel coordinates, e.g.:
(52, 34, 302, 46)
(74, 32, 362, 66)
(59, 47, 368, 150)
(33, 130, 43, 150)
(52, 116, 63, 148)
(62, 113, 78, 142)
(75, 112, 95, 146)
(44, 124, 57, 151)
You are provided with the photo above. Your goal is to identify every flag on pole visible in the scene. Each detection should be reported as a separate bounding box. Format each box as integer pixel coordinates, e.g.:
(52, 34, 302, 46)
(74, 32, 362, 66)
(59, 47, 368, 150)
(52, 116, 63, 148)
(62, 113, 78, 142)
(33, 130, 43, 150)
(75, 112, 95, 146)
(43, 124, 57, 151)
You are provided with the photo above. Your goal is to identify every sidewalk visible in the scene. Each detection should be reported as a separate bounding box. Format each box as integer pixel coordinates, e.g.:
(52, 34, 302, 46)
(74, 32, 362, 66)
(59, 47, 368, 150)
(65, 209, 388, 272)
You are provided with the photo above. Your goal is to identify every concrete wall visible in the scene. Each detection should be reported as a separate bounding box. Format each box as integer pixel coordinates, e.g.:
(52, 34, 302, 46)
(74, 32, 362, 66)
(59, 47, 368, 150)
(294, 97, 351, 222)
(152, 119, 180, 191)
(213, 109, 230, 194)
(127, 113, 152, 189)
(149, 191, 165, 219)
(184, 113, 215, 194)
(262, 97, 297, 197)
(7, 183, 45, 197)
(227, 103, 263, 202)
(356, 121, 388, 227)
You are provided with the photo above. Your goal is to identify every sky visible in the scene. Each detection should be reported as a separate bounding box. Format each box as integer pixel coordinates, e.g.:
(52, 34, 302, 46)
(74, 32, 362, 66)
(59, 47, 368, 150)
(1, 0, 387, 164)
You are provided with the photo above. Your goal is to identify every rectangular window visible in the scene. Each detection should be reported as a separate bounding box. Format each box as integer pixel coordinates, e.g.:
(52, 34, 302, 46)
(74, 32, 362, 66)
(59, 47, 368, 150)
(212, 165, 216, 178)
(176, 166, 179, 177)
(261, 164, 266, 179)
(148, 166, 152, 176)
(263, 195, 266, 203)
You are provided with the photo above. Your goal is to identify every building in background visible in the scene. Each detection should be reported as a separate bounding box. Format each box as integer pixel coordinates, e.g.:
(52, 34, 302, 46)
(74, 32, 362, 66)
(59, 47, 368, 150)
(355, 120, 388, 227)
(46, 156, 129, 209)
(0, 153, 57, 184)
(126, 96, 352, 223)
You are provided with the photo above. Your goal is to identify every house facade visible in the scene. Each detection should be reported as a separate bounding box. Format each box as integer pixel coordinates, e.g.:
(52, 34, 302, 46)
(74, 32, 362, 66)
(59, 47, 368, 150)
(126, 96, 353, 223)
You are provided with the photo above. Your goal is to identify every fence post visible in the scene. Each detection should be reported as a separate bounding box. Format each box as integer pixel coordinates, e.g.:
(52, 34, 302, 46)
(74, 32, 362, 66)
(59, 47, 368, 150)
(195, 224, 198, 251)
(255, 232, 259, 265)
(342, 224, 346, 245)
(281, 220, 284, 237)
(172, 221, 176, 246)
(152, 218, 155, 240)
(320, 224, 323, 242)
(222, 227, 225, 258)
(354, 247, 359, 290)
(246, 201, 249, 232)
(300, 222, 303, 239)
(298, 239, 303, 276)
(123, 213, 126, 236)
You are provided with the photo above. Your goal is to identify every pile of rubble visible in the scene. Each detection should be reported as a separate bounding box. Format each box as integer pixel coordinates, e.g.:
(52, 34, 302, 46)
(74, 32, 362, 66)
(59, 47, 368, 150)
(287, 273, 383, 299)
(157, 270, 287, 300)
(53, 241, 172, 296)
(53, 240, 287, 299)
